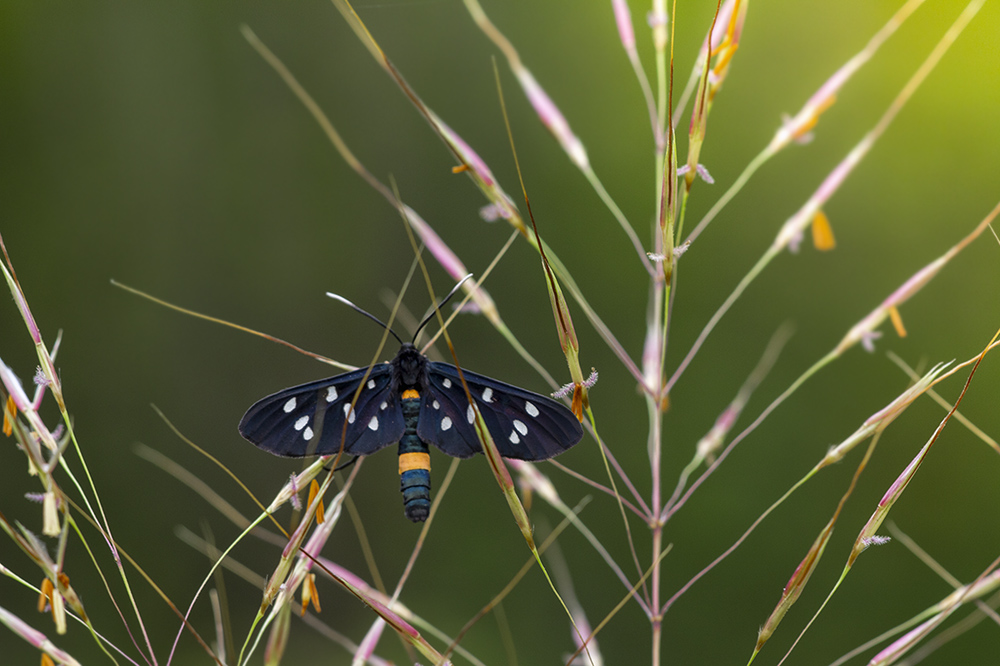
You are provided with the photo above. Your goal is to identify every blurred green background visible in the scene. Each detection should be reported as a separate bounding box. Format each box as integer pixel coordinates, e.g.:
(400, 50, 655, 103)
(2, 1, 999, 664)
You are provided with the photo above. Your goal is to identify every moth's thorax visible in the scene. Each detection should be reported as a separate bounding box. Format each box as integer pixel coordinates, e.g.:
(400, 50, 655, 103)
(393, 343, 427, 391)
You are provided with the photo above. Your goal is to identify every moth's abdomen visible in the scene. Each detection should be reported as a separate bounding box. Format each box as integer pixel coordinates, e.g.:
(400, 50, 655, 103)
(399, 462, 430, 522)
(398, 391, 431, 522)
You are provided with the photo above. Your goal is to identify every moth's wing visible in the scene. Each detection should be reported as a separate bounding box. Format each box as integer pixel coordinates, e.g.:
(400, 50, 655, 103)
(417, 362, 583, 461)
(414, 371, 479, 460)
(239, 364, 404, 457)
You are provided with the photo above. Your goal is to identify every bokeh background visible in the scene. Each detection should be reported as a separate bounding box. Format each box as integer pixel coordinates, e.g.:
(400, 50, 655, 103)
(2, 1, 999, 664)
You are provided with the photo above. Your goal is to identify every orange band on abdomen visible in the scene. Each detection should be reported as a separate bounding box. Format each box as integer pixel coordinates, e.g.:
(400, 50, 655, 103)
(401, 389, 420, 400)
(398, 452, 430, 475)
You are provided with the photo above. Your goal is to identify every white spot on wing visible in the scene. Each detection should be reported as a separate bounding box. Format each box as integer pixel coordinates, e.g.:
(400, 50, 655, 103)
(368, 416, 378, 431)
(482, 387, 493, 403)
(343, 403, 356, 424)
(303, 427, 314, 440)
(325, 386, 338, 403)
(367, 379, 376, 390)
(509, 430, 520, 444)
(514, 419, 528, 436)
(294, 416, 309, 431)
(441, 416, 453, 431)
(283, 397, 297, 413)
(443, 378, 452, 388)
(432, 400, 440, 410)
(466, 404, 475, 424)
(525, 401, 539, 417)
(380, 401, 387, 411)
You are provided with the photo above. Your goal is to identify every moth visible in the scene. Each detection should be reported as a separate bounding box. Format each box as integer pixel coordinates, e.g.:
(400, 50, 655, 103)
(239, 287, 583, 522)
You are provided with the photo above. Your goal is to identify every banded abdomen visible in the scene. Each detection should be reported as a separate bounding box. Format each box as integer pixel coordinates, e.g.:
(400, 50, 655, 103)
(397, 389, 431, 522)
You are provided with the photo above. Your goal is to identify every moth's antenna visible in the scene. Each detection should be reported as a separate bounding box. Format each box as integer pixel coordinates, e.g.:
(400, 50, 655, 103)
(326, 292, 403, 345)
(412, 274, 474, 343)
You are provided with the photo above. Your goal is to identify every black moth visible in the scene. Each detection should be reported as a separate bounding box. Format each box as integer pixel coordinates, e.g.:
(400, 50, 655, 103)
(238, 290, 584, 522)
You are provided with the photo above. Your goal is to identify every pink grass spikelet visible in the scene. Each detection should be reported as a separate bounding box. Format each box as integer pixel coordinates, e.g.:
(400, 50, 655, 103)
(612, 0, 636, 52)
(0, 604, 81, 666)
(696, 407, 736, 461)
(443, 125, 497, 188)
(755, 522, 833, 652)
(354, 619, 387, 665)
(770, 0, 926, 152)
(868, 611, 955, 666)
(403, 210, 469, 282)
(0, 359, 29, 412)
(517, 70, 589, 170)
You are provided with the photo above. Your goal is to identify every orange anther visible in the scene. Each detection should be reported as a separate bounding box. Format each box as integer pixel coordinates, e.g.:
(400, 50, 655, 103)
(889, 306, 907, 338)
(811, 210, 836, 251)
(3, 395, 15, 436)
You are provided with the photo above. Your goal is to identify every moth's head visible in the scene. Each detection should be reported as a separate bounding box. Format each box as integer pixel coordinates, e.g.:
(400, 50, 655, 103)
(394, 342, 427, 389)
